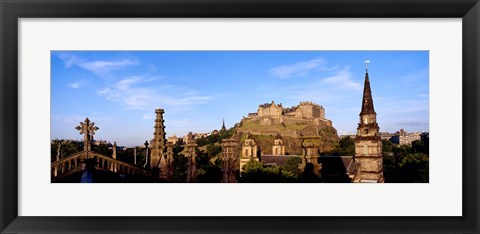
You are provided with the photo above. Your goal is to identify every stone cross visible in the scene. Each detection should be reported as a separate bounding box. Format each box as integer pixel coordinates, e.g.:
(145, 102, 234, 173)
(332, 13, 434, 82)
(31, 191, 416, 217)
(75, 117, 99, 152)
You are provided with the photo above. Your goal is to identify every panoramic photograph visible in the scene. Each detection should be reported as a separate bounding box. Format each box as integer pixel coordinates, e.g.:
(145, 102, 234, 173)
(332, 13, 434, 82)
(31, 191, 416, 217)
(50, 51, 429, 183)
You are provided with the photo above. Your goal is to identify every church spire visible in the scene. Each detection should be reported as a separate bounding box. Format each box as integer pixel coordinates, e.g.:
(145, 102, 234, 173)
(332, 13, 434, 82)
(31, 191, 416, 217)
(360, 67, 376, 115)
(221, 118, 227, 132)
(354, 62, 384, 183)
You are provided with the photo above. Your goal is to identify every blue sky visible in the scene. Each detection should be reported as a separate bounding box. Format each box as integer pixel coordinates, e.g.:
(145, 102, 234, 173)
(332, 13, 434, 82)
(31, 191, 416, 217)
(51, 51, 429, 146)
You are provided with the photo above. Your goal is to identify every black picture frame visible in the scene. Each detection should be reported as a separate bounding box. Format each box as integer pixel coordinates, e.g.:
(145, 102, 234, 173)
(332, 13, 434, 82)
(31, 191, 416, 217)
(1, 0, 478, 233)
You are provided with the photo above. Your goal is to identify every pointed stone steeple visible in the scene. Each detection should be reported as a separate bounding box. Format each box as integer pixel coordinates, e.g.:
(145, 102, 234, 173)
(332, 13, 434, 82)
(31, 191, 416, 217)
(360, 70, 376, 115)
(354, 64, 384, 183)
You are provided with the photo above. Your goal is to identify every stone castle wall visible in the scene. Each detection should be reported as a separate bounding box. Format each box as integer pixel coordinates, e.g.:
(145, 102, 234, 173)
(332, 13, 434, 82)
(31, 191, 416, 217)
(256, 101, 326, 120)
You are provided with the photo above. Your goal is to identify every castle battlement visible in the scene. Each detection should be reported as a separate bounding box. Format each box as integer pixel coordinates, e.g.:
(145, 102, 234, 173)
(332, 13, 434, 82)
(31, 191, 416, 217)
(298, 101, 323, 109)
(258, 100, 283, 108)
(250, 101, 328, 125)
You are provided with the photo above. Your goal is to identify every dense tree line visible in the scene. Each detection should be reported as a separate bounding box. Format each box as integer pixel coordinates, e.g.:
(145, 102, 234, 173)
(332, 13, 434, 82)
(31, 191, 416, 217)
(333, 136, 429, 183)
(382, 139, 429, 183)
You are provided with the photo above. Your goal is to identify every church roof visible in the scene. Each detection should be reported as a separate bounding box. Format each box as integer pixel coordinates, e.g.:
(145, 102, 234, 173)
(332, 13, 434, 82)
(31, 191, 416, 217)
(274, 133, 283, 140)
(360, 71, 376, 115)
(317, 156, 357, 182)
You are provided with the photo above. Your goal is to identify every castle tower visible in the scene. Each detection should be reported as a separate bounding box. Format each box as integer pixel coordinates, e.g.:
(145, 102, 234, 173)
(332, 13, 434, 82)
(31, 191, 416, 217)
(185, 132, 198, 183)
(220, 139, 238, 183)
(240, 132, 259, 172)
(150, 108, 166, 171)
(354, 65, 384, 183)
(272, 133, 286, 155)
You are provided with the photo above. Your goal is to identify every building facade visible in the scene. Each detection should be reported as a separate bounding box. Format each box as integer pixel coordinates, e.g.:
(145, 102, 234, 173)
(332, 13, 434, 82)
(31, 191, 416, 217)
(272, 133, 286, 155)
(240, 133, 259, 172)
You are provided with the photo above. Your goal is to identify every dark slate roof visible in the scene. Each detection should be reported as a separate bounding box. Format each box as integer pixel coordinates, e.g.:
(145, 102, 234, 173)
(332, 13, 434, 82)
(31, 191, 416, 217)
(274, 133, 283, 140)
(318, 156, 357, 182)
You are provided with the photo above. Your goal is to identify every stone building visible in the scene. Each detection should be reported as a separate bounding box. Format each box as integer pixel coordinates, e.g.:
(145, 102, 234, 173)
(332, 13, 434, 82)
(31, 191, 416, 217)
(284, 101, 325, 119)
(150, 109, 166, 172)
(240, 132, 259, 172)
(258, 101, 283, 117)
(354, 68, 384, 183)
(390, 129, 421, 145)
(167, 134, 180, 145)
(272, 133, 286, 155)
(243, 100, 332, 130)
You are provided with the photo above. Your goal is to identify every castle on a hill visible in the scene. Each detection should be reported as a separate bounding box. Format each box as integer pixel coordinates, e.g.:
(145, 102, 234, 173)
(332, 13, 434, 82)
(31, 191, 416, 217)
(246, 101, 332, 127)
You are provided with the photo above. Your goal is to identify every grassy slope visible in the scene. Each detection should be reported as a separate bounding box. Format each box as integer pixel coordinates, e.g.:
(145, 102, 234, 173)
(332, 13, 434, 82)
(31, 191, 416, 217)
(239, 119, 339, 155)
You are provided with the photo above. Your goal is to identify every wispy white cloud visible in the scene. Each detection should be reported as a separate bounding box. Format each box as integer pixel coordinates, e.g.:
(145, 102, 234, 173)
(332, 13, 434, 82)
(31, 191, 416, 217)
(142, 113, 154, 120)
(379, 99, 429, 115)
(97, 76, 214, 111)
(67, 80, 85, 89)
(418, 93, 429, 98)
(59, 53, 81, 68)
(57, 53, 139, 77)
(322, 67, 362, 91)
(78, 59, 139, 76)
(400, 68, 429, 82)
(269, 58, 326, 79)
(259, 66, 362, 104)
(51, 114, 112, 125)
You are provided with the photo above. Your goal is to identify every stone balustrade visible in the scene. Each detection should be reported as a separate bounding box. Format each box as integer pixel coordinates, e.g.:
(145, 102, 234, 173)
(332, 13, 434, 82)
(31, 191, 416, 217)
(51, 151, 146, 180)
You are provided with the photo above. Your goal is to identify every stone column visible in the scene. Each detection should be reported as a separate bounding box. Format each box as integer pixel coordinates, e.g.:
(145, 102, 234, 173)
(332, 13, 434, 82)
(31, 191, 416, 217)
(221, 139, 238, 183)
(165, 142, 174, 176)
(150, 109, 166, 171)
(112, 141, 117, 159)
(185, 132, 197, 183)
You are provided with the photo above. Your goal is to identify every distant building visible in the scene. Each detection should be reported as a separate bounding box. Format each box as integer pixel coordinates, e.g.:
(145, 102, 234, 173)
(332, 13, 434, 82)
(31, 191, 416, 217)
(390, 129, 421, 145)
(244, 100, 331, 127)
(167, 134, 180, 145)
(380, 132, 396, 140)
